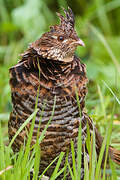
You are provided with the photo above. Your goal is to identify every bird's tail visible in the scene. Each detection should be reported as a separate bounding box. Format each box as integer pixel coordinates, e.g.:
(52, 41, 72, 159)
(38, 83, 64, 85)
(109, 146, 120, 165)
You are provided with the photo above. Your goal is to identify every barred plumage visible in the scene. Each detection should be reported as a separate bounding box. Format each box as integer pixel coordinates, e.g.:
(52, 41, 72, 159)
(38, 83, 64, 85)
(8, 7, 120, 179)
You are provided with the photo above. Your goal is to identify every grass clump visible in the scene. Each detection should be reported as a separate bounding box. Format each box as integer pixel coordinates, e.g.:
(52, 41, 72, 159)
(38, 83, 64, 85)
(0, 0, 120, 179)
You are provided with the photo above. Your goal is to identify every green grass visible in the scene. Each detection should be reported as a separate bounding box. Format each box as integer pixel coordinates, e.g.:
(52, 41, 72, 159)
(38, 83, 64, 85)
(0, 101, 119, 179)
(0, 0, 120, 179)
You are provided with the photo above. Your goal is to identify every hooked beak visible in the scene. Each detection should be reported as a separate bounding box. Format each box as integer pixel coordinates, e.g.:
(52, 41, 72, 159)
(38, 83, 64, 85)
(75, 38, 85, 47)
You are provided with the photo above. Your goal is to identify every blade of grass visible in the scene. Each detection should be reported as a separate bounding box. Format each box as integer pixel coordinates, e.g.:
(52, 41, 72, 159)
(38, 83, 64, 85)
(89, 133, 93, 178)
(89, 24, 120, 75)
(63, 149, 69, 180)
(0, 0, 9, 22)
(95, 135, 107, 179)
(52, 167, 66, 180)
(102, 103, 115, 179)
(77, 122, 82, 179)
(100, 0, 120, 13)
(32, 100, 46, 179)
(84, 147, 89, 180)
(21, 56, 40, 160)
(8, 109, 38, 148)
(4, 146, 13, 179)
(0, 121, 5, 180)
(32, 98, 46, 180)
(109, 159, 117, 179)
(21, 84, 40, 176)
(86, 123, 91, 155)
(21, 58, 41, 178)
(90, 129, 96, 180)
(33, 140, 41, 180)
(103, 80, 120, 105)
(95, 0, 111, 35)
(33, 95, 56, 179)
(39, 155, 59, 179)
(67, 163, 74, 180)
(13, 147, 24, 180)
(71, 140, 77, 179)
(97, 84, 106, 118)
(51, 152, 65, 179)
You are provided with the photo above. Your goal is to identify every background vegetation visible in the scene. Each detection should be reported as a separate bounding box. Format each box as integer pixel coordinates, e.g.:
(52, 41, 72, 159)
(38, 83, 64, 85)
(0, 0, 120, 179)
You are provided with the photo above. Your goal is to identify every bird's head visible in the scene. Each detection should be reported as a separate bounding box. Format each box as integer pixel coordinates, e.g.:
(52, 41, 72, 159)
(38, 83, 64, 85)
(30, 7, 85, 62)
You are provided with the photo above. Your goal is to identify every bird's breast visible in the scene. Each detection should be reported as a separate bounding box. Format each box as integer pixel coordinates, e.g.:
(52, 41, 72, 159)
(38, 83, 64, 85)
(9, 58, 87, 158)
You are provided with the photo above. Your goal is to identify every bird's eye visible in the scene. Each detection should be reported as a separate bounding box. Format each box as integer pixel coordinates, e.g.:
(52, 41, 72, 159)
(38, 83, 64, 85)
(58, 36, 64, 41)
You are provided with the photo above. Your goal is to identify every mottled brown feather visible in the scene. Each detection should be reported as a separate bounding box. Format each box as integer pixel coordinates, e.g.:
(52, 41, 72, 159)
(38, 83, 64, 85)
(8, 8, 120, 179)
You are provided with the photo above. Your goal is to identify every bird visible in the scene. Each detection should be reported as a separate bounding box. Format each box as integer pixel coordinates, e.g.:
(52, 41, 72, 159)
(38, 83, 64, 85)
(8, 7, 120, 179)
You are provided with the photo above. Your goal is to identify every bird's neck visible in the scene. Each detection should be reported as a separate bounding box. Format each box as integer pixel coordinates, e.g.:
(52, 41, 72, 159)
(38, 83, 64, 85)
(20, 49, 88, 92)
(20, 48, 74, 77)
(38, 57, 73, 82)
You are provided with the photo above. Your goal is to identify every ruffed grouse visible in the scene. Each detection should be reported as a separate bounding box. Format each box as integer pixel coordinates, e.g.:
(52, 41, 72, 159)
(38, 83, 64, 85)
(8, 7, 120, 179)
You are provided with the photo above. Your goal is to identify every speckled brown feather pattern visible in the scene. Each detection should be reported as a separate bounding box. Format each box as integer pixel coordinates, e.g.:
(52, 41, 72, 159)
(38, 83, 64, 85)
(9, 52, 88, 178)
(8, 8, 120, 180)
